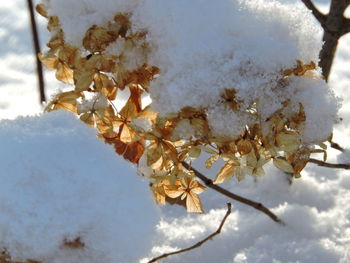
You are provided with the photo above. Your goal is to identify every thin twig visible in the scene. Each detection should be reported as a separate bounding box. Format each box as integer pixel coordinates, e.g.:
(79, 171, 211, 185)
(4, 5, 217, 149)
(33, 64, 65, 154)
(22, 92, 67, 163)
(182, 162, 284, 225)
(147, 203, 232, 263)
(309, 158, 350, 169)
(330, 141, 345, 152)
(27, 0, 46, 103)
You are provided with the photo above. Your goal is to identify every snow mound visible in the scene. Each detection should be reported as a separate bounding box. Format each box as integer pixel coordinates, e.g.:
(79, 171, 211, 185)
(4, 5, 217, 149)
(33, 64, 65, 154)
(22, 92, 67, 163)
(0, 111, 158, 263)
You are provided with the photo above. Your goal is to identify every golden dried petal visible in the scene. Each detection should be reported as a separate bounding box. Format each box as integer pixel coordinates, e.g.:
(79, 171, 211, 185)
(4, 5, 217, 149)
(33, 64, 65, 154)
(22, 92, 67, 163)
(276, 132, 300, 153)
(74, 69, 95, 92)
(164, 184, 183, 199)
(58, 44, 78, 66)
(246, 151, 258, 168)
(113, 63, 129, 89)
(39, 52, 58, 70)
(189, 180, 206, 195)
(222, 88, 240, 111)
(104, 133, 144, 164)
(213, 162, 235, 184)
(128, 85, 143, 113)
(120, 101, 138, 121)
(234, 167, 245, 181)
(186, 192, 204, 213)
(83, 25, 116, 52)
(56, 63, 74, 85)
(45, 91, 81, 113)
(113, 14, 131, 37)
(253, 166, 265, 177)
(47, 33, 64, 51)
(273, 157, 294, 173)
(151, 183, 166, 205)
(119, 123, 137, 143)
(47, 16, 60, 31)
(80, 112, 95, 127)
(35, 4, 48, 18)
(138, 106, 158, 123)
(293, 158, 308, 174)
(205, 154, 220, 169)
(147, 143, 163, 168)
(237, 139, 252, 155)
(94, 73, 117, 100)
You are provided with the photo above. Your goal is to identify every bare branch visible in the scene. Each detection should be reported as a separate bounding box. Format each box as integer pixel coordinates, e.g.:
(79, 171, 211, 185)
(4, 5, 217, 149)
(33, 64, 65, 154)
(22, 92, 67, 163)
(341, 18, 350, 35)
(27, 0, 46, 103)
(309, 158, 350, 169)
(147, 203, 232, 263)
(301, 0, 327, 26)
(330, 141, 345, 152)
(182, 162, 284, 225)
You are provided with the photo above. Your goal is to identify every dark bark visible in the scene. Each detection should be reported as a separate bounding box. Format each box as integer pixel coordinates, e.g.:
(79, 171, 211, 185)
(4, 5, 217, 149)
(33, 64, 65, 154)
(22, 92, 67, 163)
(27, 0, 46, 103)
(319, 31, 339, 80)
(309, 158, 350, 169)
(301, 0, 350, 81)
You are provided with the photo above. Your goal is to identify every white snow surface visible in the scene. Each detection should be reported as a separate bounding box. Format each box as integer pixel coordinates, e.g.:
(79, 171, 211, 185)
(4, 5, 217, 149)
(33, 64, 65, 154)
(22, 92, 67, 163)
(1, 0, 350, 263)
(43, 0, 339, 143)
(0, 111, 159, 263)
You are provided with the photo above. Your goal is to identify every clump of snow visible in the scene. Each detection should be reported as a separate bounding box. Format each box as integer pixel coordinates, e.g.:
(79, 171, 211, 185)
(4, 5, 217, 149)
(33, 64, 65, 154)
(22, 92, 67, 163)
(131, 116, 153, 133)
(77, 92, 108, 114)
(42, 0, 139, 47)
(207, 104, 253, 139)
(0, 110, 158, 263)
(290, 76, 341, 143)
(43, 0, 339, 143)
(131, 0, 322, 111)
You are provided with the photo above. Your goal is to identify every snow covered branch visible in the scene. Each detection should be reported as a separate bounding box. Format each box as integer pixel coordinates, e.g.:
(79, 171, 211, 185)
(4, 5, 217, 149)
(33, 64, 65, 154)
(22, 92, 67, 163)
(147, 203, 232, 263)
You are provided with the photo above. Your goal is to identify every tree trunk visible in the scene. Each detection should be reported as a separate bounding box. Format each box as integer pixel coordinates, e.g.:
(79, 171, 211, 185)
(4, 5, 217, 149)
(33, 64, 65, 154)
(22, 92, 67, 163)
(319, 31, 339, 80)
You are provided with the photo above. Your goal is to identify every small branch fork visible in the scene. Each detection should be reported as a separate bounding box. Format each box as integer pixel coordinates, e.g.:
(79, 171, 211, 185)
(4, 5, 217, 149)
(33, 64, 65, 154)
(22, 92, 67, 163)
(310, 141, 349, 169)
(301, 0, 350, 80)
(147, 203, 232, 263)
(182, 162, 284, 225)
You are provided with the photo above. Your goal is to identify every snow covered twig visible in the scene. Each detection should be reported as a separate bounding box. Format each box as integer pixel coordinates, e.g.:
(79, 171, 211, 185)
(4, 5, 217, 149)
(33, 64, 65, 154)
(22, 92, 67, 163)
(147, 203, 232, 263)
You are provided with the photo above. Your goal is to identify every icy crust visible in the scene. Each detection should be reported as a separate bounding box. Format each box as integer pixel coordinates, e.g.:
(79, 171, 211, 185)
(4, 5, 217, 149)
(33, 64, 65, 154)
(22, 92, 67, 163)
(0, 111, 158, 263)
(43, 0, 339, 143)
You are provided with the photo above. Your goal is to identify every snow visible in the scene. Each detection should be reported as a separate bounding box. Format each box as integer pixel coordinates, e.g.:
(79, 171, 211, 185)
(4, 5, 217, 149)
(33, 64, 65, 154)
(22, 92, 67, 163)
(0, 0, 350, 262)
(43, 0, 339, 143)
(0, 110, 159, 262)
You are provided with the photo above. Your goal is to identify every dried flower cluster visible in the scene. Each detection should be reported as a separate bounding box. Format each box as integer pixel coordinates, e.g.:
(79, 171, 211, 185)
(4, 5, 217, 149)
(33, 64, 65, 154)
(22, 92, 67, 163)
(38, 4, 331, 214)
